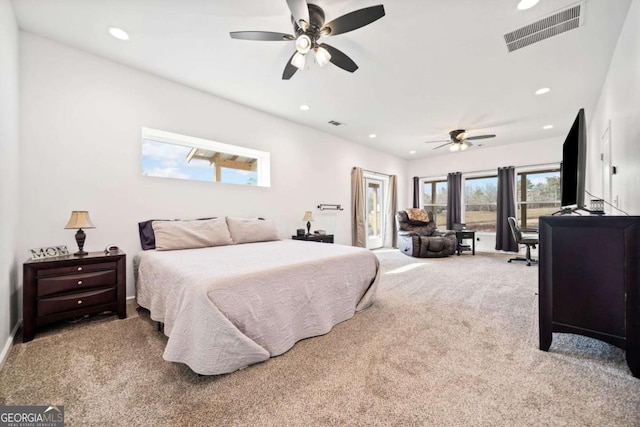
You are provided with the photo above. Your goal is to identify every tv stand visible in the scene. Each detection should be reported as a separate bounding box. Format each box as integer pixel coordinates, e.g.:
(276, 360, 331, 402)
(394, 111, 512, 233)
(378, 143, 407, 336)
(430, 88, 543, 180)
(538, 215, 640, 378)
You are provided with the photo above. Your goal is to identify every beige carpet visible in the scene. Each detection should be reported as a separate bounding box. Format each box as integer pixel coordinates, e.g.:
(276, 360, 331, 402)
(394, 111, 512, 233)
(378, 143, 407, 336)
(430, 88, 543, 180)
(1, 250, 639, 426)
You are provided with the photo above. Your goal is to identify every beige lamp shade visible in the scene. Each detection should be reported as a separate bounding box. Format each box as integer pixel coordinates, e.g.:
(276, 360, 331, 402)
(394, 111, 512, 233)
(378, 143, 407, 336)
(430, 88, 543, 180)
(64, 211, 96, 229)
(302, 211, 314, 222)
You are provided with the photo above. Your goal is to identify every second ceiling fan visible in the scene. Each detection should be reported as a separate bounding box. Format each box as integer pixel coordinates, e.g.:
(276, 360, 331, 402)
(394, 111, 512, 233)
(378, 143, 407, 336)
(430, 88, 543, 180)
(425, 129, 496, 152)
(230, 0, 385, 79)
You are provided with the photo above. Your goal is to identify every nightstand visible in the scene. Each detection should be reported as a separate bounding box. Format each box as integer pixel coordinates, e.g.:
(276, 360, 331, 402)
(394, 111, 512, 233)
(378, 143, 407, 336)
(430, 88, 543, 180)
(22, 251, 126, 342)
(292, 234, 334, 244)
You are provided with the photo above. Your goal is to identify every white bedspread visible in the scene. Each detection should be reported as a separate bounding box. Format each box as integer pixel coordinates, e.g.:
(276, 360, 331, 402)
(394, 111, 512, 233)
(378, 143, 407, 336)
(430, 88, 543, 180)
(135, 240, 379, 375)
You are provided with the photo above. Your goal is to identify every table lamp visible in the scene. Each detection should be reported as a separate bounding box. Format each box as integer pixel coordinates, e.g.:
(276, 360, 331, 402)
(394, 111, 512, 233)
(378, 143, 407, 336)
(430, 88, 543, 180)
(65, 211, 95, 256)
(302, 211, 313, 236)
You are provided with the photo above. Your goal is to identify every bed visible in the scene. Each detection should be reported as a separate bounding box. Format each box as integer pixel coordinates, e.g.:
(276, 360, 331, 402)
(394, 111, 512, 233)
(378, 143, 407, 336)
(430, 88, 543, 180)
(135, 219, 379, 375)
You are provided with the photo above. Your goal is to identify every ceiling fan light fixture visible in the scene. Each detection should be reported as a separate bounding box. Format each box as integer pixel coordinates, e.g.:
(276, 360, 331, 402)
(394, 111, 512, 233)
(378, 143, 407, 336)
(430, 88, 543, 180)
(291, 51, 306, 69)
(315, 46, 332, 67)
(460, 143, 469, 151)
(450, 143, 460, 152)
(298, 20, 310, 32)
(295, 35, 312, 54)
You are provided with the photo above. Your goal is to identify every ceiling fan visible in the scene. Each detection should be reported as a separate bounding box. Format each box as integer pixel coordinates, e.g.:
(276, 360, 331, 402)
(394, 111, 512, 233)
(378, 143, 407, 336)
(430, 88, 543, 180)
(425, 129, 496, 152)
(229, 1, 385, 80)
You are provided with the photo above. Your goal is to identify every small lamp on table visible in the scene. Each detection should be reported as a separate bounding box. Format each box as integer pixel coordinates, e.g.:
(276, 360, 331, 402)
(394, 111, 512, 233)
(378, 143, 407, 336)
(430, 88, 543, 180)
(65, 211, 96, 256)
(302, 211, 313, 236)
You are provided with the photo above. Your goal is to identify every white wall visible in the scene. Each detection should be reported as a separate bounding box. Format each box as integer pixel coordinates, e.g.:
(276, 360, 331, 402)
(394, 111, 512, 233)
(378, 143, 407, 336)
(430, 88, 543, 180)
(0, 0, 20, 365)
(588, 0, 640, 215)
(18, 33, 408, 298)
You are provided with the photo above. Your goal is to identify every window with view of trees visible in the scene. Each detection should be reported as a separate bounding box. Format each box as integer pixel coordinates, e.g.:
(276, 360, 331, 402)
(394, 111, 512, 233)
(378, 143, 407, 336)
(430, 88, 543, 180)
(464, 176, 498, 232)
(419, 166, 560, 233)
(421, 179, 447, 226)
(516, 169, 561, 227)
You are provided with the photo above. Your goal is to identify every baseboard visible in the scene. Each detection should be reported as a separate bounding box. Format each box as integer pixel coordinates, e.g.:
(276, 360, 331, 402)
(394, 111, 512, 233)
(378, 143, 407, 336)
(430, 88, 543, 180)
(0, 320, 21, 372)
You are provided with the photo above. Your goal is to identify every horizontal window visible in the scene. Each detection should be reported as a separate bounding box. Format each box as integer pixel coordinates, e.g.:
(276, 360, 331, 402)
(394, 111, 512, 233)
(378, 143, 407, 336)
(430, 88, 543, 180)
(141, 127, 270, 187)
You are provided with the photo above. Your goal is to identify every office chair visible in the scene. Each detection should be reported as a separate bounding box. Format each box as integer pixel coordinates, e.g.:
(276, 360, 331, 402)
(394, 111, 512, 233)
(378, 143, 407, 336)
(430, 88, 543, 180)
(507, 216, 538, 266)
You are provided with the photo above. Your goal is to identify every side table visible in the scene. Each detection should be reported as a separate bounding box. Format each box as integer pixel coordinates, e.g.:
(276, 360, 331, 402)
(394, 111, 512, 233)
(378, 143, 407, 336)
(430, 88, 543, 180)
(455, 230, 476, 255)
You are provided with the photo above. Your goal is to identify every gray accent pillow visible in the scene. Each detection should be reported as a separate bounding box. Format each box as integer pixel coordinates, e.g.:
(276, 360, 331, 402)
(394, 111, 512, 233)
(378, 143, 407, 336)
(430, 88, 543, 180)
(226, 217, 279, 244)
(153, 218, 233, 251)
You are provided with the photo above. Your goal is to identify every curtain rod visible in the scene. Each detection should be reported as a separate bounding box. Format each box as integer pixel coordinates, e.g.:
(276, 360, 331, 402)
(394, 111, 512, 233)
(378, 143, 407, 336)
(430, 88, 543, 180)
(354, 167, 392, 177)
(418, 162, 559, 179)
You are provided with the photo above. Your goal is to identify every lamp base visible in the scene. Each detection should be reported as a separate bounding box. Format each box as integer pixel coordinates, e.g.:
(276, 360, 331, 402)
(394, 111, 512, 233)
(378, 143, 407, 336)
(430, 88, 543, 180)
(306, 221, 311, 236)
(74, 228, 87, 256)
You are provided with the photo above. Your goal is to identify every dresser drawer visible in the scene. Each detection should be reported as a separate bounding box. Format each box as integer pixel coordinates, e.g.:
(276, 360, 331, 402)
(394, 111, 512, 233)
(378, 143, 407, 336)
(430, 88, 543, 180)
(37, 269, 116, 297)
(36, 261, 116, 278)
(37, 287, 117, 317)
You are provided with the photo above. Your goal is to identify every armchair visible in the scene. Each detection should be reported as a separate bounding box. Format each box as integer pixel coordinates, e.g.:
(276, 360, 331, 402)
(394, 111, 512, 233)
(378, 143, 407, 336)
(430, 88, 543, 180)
(396, 209, 457, 258)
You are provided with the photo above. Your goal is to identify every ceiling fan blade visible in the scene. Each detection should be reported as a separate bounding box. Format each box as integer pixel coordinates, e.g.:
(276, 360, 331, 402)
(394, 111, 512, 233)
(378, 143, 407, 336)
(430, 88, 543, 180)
(287, 0, 310, 29)
(319, 43, 358, 72)
(433, 143, 451, 150)
(282, 52, 298, 80)
(465, 134, 496, 140)
(424, 139, 449, 144)
(230, 31, 295, 41)
(322, 5, 385, 36)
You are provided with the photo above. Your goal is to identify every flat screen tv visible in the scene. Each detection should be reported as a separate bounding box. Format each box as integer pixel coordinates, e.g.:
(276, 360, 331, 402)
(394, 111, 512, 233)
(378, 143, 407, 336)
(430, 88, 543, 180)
(560, 108, 587, 211)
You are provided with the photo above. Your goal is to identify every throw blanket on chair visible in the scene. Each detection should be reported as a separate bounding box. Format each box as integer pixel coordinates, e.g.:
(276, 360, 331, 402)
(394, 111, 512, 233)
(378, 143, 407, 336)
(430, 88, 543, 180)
(406, 208, 430, 223)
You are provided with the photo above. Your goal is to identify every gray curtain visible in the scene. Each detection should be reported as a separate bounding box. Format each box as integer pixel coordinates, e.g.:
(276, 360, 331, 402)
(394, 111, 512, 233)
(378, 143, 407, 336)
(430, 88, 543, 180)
(412, 176, 420, 208)
(351, 167, 366, 247)
(386, 175, 398, 248)
(446, 172, 462, 230)
(495, 166, 518, 251)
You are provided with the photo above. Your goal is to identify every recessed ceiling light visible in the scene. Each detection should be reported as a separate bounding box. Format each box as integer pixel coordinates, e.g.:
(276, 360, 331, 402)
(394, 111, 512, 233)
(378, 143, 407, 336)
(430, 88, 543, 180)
(543, 125, 554, 129)
(409, 150, 416, 154)
(535, 87, 551, 95)
(369, 134, 377, 139)
(299, 104, 310, 111)
(108, 27, 130, 41)
(517, 0, 540, 10)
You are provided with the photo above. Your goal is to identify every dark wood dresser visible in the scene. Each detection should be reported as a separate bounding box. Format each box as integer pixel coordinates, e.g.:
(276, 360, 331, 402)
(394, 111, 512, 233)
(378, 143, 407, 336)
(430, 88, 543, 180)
(23, 251, 126, 342)
(538, 216, 639, 378)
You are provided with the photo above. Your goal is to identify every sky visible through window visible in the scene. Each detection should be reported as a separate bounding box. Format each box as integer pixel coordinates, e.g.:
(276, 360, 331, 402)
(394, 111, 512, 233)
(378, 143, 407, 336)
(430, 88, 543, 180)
(142, 140, 257, 185)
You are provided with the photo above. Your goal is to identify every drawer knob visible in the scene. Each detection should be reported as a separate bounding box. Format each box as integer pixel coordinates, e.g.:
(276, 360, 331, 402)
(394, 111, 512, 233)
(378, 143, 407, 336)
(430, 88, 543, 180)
(77, 267, 83, 271)
(78, 280, 83, 285)
(77, 300, 83, 305)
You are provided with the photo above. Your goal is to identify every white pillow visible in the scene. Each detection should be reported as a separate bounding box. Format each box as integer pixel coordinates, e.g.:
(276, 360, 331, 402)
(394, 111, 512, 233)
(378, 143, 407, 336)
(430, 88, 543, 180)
(153, 218, 233, 251)
(226, 217, 279, 244)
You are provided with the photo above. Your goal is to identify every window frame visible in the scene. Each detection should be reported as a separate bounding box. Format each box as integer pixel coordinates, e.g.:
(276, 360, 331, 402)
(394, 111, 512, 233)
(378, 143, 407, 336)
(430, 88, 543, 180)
(418, 176, 447, 226)
(141, 127, 271, 187)
(516, 166, 561, 228)
(418, 163, 561, 232)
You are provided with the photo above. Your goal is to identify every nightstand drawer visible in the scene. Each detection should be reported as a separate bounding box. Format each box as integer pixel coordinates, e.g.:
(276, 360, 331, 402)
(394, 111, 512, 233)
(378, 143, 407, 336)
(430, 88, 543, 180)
(37, 261, 116, 278)
(37, 269, 116, 297)
(37, 287, 117, 317)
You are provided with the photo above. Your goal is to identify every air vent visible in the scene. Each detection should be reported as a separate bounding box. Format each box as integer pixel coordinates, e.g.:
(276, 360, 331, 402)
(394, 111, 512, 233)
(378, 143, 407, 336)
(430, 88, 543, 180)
(328, 120, 344, 126)
(504, 3, 583, 53)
